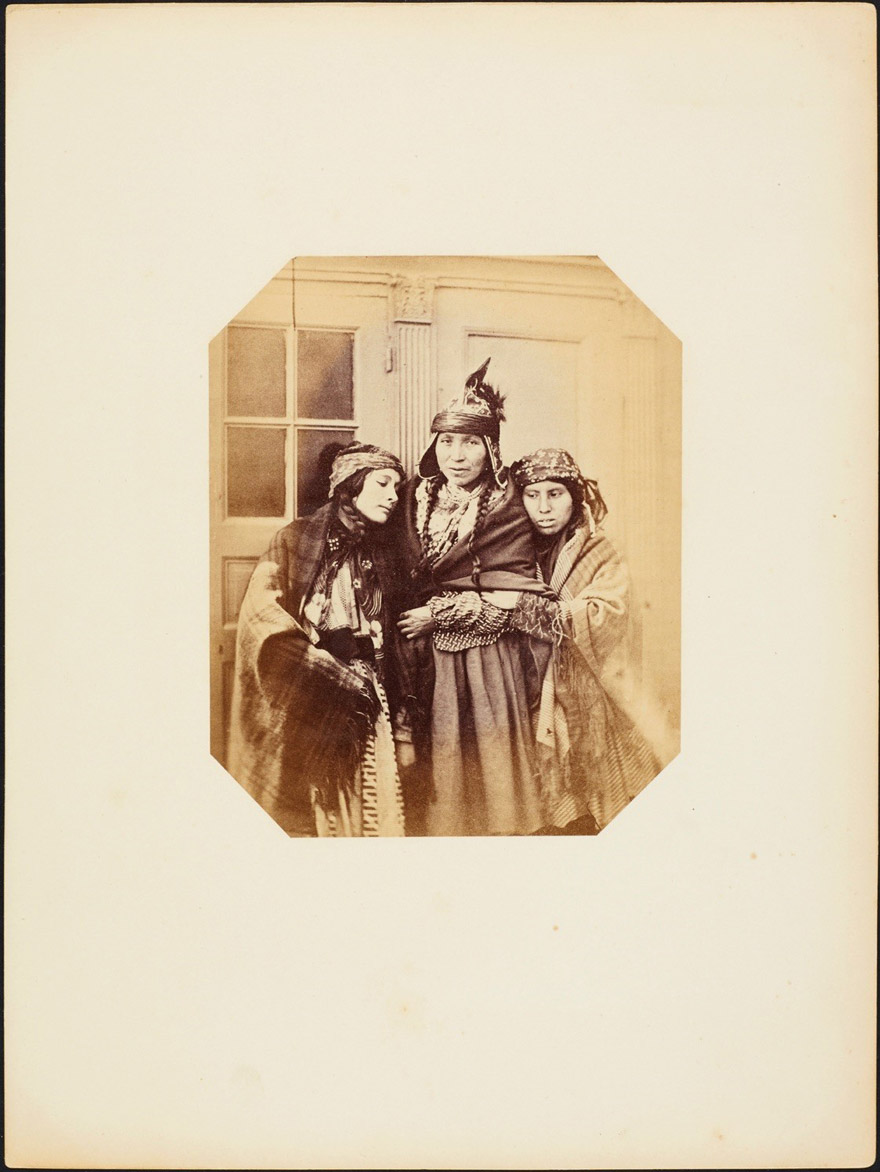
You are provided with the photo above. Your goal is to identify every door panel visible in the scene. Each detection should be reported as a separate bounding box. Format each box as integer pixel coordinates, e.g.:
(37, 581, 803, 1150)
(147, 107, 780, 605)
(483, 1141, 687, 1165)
(464, 333, 581, 466)
(434, 281, 606, 499)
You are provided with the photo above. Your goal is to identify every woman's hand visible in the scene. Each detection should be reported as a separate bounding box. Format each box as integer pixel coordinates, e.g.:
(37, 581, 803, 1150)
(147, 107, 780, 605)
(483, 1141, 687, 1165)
(397, 606, 436, 640)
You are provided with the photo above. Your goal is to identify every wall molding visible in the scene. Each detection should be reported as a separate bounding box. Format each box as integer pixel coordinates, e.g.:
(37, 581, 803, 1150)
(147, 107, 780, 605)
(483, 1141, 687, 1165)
(282, 264, 624, 303)
(434, 276, 621, 301)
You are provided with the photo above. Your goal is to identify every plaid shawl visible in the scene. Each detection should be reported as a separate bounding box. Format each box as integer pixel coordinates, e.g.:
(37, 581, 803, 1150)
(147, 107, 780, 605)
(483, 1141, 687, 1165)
(540, 526, 661, 829)
(227, 503, 406, 836)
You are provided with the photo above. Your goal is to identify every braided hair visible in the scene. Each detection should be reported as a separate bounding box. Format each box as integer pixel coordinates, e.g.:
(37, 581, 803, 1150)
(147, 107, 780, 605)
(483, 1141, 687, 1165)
(419, 473, 444, 557)
(418, 468, 495, 588)
(466, 475, 495, 589)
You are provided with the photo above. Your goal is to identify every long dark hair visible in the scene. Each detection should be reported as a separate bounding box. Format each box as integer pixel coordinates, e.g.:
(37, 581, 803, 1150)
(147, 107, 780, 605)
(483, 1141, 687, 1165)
(419, 473, 444, 555)
(332, 467, 370, 537)
(562, 477, 587, 534)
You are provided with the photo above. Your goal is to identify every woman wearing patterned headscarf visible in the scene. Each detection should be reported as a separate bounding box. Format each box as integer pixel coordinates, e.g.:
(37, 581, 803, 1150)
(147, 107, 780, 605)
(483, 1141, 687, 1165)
(509, 448, 660, 833)
(395, 360, 555, 836)
(228, 442, 410, 837)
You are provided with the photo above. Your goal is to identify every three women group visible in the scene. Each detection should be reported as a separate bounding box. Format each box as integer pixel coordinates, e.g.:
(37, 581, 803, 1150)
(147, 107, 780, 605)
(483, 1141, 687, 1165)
(229, 359, 659, 838)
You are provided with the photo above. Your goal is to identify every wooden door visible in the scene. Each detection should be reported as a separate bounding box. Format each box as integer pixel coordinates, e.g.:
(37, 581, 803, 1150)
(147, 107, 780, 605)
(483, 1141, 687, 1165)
(209, 262, 395, 766)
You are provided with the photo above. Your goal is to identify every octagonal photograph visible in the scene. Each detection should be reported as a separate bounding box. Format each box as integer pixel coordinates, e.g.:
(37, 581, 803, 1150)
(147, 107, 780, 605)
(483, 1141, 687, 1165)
(209, 256, 680, 837)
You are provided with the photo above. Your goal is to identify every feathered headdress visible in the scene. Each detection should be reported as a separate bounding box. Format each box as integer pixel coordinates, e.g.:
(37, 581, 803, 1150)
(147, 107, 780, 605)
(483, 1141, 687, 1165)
(418, 358, 508, 486)
(429, 357, 506, 439)
(462, 357, 506, 426)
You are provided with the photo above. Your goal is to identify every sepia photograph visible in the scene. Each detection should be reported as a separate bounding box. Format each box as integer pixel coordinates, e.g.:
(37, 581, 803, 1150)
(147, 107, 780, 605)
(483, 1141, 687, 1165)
(7, 4, 875, 1168)
(210, 256, 681, 837)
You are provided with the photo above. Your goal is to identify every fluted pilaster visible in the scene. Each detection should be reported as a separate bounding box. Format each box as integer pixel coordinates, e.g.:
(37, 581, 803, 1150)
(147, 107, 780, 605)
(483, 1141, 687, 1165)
(397, 323, 433, 475)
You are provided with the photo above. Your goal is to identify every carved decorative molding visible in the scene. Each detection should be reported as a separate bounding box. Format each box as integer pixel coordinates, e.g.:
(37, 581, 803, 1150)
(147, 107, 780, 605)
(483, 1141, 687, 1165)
(392, 275, 435, 323)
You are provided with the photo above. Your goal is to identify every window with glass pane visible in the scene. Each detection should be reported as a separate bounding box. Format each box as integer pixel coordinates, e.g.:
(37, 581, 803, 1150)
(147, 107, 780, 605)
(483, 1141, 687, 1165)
(226, 326, 287, 417)
(297, 330, 354, 420)
(296, 428, 356, 517)
(227, 426, 286, 517)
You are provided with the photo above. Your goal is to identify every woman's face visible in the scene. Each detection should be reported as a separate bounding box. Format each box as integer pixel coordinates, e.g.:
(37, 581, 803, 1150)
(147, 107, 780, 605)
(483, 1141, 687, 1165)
(353, 468, 402, 524)
(435, 432, 488, 489)
(521, 479, 574, 536)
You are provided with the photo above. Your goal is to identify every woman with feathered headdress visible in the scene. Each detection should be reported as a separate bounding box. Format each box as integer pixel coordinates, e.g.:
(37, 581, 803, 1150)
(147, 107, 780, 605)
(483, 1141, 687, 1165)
(395, 360, 555, 836)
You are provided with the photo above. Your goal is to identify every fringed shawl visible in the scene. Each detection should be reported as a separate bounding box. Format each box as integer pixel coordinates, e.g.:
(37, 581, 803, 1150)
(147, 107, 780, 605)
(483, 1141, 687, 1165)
(227, 503, 405, 836)
(552, 528, 630, 684)
(540, 526, 660, 830)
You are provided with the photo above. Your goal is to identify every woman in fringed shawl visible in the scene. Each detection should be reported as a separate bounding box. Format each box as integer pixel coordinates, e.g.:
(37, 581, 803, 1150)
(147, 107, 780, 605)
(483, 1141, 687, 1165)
(227, 442, 410, 837)
(395, 360, 555, 837)
(508, 448, 661, 834)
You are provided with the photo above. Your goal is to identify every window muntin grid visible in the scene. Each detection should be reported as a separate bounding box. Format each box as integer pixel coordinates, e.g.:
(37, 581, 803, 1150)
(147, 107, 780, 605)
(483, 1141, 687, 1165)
(224, 325, 357, 520)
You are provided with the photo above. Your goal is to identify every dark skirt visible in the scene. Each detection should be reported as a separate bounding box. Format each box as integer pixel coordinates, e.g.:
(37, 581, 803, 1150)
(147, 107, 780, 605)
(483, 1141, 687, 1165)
(425, 634, 545, 836)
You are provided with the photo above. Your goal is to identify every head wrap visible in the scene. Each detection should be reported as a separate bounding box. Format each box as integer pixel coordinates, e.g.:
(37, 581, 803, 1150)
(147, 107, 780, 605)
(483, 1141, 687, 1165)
(510, 447, 608, 530)
(327, 442, 404, 498)
(418, 358, 506, 487)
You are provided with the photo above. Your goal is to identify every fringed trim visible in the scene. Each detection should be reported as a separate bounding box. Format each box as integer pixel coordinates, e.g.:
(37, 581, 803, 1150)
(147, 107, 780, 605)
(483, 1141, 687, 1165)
(510, 592, 565, 646)
(556, 637, 609, 762)
(311, 671, 380, 811)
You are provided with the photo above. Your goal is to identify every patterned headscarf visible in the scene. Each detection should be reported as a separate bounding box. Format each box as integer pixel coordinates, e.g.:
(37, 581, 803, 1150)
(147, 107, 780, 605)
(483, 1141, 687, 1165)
(510, 447, 608, 529)
(327, 442, 404, 498)
(418, 358, 506, 487)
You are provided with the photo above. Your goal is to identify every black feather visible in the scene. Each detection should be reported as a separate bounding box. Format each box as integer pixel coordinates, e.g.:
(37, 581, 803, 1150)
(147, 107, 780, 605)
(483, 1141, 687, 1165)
(464, 357, 506, 422)
(465, 357, 492, 389)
